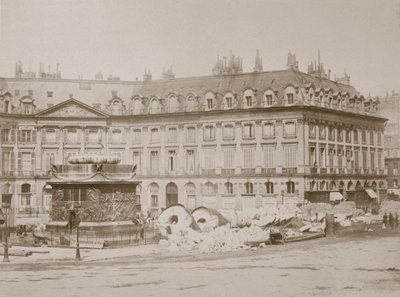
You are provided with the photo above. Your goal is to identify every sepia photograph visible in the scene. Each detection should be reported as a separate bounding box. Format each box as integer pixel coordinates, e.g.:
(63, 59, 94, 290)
(0, 0, 399, 296)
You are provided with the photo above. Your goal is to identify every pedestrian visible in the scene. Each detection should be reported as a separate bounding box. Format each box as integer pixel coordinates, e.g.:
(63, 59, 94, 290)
(389, 213, 394, 229)
(383, 213, 388, 229)
(394, 212, 399, 229)
(132, 212, 144, 239)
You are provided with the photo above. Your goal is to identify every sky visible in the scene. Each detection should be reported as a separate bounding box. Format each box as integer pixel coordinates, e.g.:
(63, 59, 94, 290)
(0, 0, 399, 96)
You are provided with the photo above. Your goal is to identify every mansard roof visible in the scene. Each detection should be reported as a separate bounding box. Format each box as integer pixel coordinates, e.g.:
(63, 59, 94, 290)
(133, 69, 359, 98)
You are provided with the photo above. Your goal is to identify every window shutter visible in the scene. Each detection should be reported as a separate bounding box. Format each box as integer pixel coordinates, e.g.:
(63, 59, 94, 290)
(32, 130, 36, 143)
(17, 130, 21, 142)
(108, 129, 113, 144)
(11, 152, 15, 171)
(11, 129, 15, 142)
(42, 130, 46, 143)
(18, 152, 22, 173)
(31, 151, 36, 171)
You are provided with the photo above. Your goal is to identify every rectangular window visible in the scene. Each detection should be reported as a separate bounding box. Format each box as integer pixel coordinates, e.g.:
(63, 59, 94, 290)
(370, 151, 375, 169)
(19, 152, 34, 175)
(309, 124, 316, 138)
(263, 146, 275, 168)
(151, 195, 158, 207)
(167, 127, 177, 143)
(265, 95, 273, 106)
(1, 128, 15, 143)
(329, 149, 334, 168)
(204, 147, 216, 169)
(150, 151, 159, 172)
(204, 125, 215, 140)
(206, 98, 213, 109)
(345, 130, 352, 143)
(319, 125, 326, 139)
(186, 150, 195, 173)
(287, 93, 294, 104)
(378, 132, 382, 145)
(378, 151, 382, 169)
(223, 147, 235, 169)
(329, 127, 335, 141)
(167, 150, 177, 172)
(223, 125, 235, 140)
(353, 130, 358, 144)
(242, 123, 254, 139)
(19, 129, 35, 143)
(362, 151, 367, 169)
(284, 122, 296, 137)
(132, 129, 141, 145)
(87, 129, 100, 144)
(284, 145, 296, 168)
(369, 131, 374, 145)
(225, 97, 233, 108)
(319, 147, 326, 168)
(263, 123, 275, 138)
(243, 146, 255, 169)
(354, 150, 359, 169)
(1, 151, 15, 174)
(186, 127, 196, 142)
(362, 131, 367, 144)
(132, 151, 141, 172)
(337, 128, 343, 142)
(337, 149, 343, 169)
(245, 96, 253, 107)
(310, 147, 316, 167)
(43, 151, 56, 171)
(150, 128, 159, 144)
(111, 129, 123, 144)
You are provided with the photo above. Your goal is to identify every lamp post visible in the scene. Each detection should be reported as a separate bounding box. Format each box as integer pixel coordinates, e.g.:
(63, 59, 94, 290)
(1, 194, 12, 263)
(74, 207, 81, 261)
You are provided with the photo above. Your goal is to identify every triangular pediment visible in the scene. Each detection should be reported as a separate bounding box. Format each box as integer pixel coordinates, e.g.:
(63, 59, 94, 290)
(36, 98, 109, 118)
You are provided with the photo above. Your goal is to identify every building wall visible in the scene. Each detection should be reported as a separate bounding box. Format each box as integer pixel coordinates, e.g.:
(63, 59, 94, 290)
(0, 70, 387, 213)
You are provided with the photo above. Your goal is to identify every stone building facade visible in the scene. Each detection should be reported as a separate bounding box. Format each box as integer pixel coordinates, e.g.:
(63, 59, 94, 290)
(0, 54, 387, 214)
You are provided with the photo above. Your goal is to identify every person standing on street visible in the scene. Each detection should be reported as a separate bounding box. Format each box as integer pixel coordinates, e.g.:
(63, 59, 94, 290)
(383, 212, 388, 228)
(389, 213, 394, 229)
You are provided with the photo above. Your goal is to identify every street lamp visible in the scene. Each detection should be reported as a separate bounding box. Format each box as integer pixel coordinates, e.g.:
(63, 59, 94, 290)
(1, 194, 12, 263)
(74, 206, 81, 261)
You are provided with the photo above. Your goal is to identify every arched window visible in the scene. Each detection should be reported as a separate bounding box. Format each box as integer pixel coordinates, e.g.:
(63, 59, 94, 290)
(225, 182, 233, 194)
(186, 95, 197, 112)
(168, 94, 180, 113)
(204, 182, 216, 195)
(131, 97, 144, 115)
(265, 182, 274, 194)
(311, 180, 316, 191)
(185, 182, 196, 210)
(149, 98, 160, 114)
(330, 181, 336, 190)
(286, 181, 295, 194)
(320, 181, 326, 190)
(347, 181, 353, 191)
(244, 182, 253, 194)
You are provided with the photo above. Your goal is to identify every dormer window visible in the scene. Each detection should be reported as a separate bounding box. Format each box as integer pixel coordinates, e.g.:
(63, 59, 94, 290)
(168, 94, 180, 113)
(287, 93, 294, 104)
(285, 86, 295, 105)
(186, 95, 197, 111)
(223, 92, 236, 109)
(205, 92, 215, 111)
(265, 94, 273, 106)
(243, 89, 254, 108)
(225, 97, 233, 108)
(207, 98, 214, 110)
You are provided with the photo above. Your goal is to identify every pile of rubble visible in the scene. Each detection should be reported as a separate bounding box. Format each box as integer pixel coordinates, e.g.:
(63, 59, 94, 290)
(157, 204, 326, 253)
